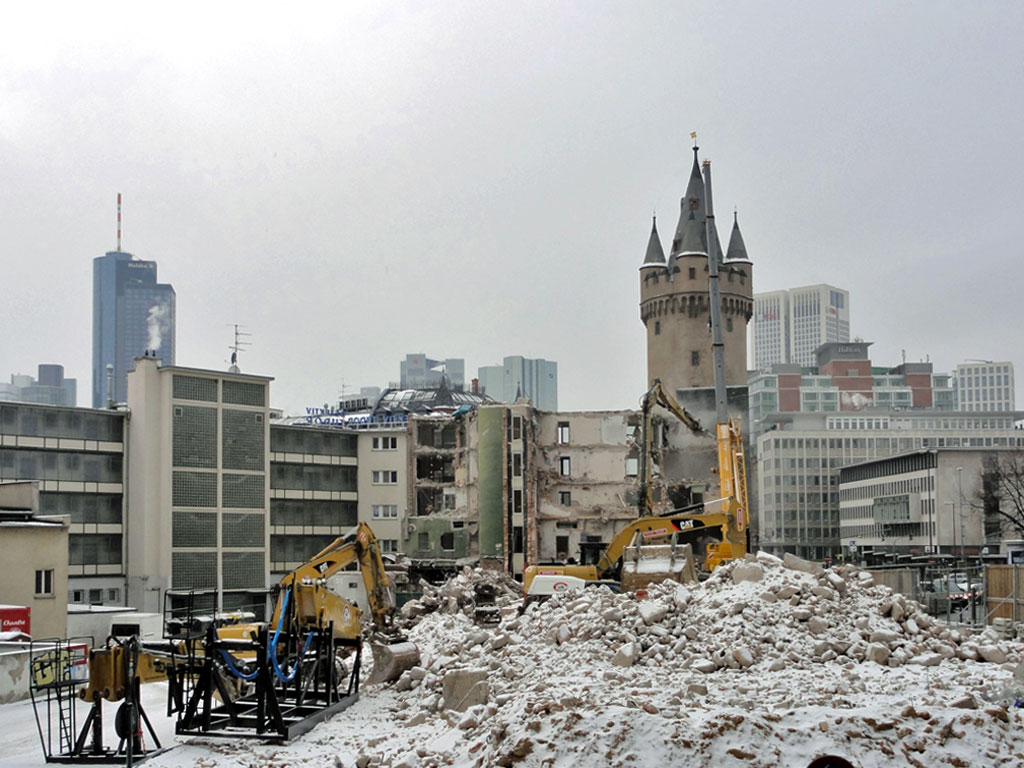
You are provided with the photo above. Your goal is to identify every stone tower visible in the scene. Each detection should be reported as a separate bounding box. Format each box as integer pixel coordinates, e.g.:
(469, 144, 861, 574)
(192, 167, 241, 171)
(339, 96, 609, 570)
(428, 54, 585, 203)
(639, 146, 753, 398)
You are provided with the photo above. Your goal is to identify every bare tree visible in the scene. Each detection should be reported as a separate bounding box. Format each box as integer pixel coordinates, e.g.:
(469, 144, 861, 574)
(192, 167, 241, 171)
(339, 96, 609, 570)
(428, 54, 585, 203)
(975, 452, 1024, 539)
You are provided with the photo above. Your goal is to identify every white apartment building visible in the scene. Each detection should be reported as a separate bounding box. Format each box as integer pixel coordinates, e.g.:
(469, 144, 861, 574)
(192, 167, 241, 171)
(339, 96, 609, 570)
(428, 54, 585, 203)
(756, 409, 1024, 560)
(953, 361, 1015, 412)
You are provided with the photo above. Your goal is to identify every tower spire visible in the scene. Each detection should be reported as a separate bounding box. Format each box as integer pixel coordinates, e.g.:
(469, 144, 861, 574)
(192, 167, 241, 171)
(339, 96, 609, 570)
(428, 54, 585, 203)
(725, 210, 750, 261)
(641, 214, 666, 266)
(672, 144, 706, 255)
(116, 193, 122, 252)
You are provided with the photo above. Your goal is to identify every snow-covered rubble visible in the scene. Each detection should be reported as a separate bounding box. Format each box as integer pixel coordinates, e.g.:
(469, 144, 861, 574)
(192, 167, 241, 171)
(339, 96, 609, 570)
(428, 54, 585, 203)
(144, 556, 1024, 768)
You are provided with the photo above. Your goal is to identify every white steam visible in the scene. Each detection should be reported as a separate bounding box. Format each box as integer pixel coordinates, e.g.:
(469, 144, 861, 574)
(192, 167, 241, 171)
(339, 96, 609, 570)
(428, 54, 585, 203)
(147, 303, 171, 352)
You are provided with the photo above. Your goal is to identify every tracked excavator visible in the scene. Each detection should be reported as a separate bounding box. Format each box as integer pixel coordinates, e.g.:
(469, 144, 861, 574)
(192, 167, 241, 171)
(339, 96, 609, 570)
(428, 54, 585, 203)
(31, 523, 420, 759)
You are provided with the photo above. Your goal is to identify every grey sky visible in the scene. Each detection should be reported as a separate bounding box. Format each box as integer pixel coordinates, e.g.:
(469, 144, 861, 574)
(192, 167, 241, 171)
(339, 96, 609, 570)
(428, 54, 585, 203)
(2, 2, 1022, 414)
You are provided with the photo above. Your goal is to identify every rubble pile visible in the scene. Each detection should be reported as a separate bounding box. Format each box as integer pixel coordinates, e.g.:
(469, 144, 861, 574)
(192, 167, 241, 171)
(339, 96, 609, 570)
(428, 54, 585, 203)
(397, 568, 522, 628)
(148, 559, 1024, 768)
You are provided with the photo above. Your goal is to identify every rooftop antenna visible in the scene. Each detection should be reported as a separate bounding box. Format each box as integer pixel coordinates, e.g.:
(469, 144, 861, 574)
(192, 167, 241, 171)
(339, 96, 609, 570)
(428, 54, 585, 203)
(116, 193, 122, 252)
(228, 324, 251, 373)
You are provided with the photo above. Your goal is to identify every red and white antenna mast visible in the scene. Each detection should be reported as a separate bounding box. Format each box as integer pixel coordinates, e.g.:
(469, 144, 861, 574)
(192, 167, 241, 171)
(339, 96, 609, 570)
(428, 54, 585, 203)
(116, 193, 122, 251)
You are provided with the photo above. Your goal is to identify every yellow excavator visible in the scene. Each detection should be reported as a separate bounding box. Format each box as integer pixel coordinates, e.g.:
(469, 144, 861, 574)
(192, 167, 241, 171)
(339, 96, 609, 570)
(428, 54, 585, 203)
(32, 522, 421, 759)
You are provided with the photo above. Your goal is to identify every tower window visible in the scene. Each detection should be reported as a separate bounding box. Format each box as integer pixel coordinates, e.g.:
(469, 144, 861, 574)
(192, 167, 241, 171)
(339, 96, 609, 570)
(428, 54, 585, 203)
(727, 317, 734, 332)
(688, 267, 696, 279)
(654, 321, 661, 336)
(691, 351, 700, 366)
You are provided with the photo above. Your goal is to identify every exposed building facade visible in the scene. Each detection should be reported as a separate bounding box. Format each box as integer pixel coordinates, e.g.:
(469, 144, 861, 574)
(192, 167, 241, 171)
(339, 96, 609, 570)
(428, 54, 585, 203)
(92, 250, 176, 407)
(953, 361, 1015, 412)
(477, 356, 558, 411)
(752, 284, 850, 370)
(0, 365, 77, 407)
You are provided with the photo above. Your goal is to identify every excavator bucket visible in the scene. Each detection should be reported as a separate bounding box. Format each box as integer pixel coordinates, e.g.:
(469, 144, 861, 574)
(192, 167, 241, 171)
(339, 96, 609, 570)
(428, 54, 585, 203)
(367, 641, 420, 684)
(620, 542, 698, 591)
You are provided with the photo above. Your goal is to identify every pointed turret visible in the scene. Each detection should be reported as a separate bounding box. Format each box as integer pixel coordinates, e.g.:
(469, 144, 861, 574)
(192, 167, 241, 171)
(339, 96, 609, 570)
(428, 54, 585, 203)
(641, 215, 666, 268)
(671, 146, 706, 255)
(725, 211, 749, 261)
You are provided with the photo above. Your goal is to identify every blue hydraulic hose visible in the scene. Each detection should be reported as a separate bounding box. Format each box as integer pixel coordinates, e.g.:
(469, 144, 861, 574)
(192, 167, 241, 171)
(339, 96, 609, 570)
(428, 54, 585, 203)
(269, 587, 314, 683)
(219, 647, 259, 681)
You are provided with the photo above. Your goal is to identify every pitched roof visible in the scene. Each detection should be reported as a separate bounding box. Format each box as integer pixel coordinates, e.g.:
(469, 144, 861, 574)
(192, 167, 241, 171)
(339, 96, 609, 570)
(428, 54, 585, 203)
(641, 215, 666, 267)
(725, 211, 750, 261)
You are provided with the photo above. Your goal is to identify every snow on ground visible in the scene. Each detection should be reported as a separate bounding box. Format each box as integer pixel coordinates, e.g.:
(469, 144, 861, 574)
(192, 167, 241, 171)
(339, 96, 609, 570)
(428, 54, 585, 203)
(3, 555, 1024, 767)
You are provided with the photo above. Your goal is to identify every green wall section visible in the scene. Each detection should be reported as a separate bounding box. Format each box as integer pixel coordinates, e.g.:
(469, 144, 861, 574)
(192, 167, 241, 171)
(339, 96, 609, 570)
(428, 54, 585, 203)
(477, 407, 505, 558)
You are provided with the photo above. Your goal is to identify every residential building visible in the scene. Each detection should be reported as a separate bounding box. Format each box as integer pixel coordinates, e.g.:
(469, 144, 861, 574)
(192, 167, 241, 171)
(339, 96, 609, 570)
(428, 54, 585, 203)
(93, 250, 175, 407)
(748, 342, 957, 439)
(752, 284, 849, 370)
(0, 365, 77, 407)
(399, 354, 464, 390)
(0, 401, 126, 606)
(125, 356, 271, 617)
(477, 356, 558, 411)
(756, 409, 1024, 561)
(953, 361, 1015, 412)
(838, 449, 1012, 565)
(0, 481, 70, 639)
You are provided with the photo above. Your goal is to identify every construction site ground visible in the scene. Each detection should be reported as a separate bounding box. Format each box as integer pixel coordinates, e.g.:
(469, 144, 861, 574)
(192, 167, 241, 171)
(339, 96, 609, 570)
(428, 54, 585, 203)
(2, 552, 1023, 767)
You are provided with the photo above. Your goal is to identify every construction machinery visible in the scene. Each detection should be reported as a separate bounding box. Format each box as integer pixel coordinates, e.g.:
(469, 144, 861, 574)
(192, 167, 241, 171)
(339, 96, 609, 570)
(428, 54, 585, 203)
(523, 510, 731, 597)
(174, 521, 420, 740)
(31, 522, 420, 758)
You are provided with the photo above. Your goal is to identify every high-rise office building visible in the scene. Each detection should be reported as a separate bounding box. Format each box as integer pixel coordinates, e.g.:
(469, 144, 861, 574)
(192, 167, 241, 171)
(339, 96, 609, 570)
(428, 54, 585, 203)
(92, 251, 175, 406)
(398, 354, 464, 389)
(953, 361, 1015, 412)
(752, 284, 849, 370)
(477, 356, 558, 411)
(0, 364, 77, 406)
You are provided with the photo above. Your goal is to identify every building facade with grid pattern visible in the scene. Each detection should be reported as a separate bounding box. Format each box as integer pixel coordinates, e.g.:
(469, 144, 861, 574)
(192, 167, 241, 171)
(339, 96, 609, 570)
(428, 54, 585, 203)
(126, 356, 272, 617)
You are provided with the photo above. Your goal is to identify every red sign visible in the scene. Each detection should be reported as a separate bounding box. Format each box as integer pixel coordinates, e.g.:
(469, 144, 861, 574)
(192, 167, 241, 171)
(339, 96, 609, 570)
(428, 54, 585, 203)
(0, 606, 31, 635)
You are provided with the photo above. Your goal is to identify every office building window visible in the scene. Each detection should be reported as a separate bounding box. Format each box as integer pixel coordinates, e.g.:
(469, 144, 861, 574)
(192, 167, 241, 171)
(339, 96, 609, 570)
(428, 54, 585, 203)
(372, 470, 398, 485)
(372, 436, 398, 451)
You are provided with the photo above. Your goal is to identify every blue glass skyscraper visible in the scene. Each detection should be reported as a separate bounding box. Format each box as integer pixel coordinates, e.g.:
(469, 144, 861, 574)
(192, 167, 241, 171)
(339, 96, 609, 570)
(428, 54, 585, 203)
(92, 251, 176, 406)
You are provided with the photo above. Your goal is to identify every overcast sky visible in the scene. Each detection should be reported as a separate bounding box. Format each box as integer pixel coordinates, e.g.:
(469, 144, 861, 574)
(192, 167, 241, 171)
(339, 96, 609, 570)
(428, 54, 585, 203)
(2, 2, 1022, 414)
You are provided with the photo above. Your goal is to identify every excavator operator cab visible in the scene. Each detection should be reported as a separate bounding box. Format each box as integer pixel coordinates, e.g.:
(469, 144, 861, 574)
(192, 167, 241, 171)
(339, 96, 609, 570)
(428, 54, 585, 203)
(578, 540, 606, 567)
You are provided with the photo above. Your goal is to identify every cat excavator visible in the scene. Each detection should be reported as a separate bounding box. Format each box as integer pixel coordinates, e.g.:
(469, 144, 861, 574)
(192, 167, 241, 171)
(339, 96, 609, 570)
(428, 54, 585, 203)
(32, 522, 420, 760)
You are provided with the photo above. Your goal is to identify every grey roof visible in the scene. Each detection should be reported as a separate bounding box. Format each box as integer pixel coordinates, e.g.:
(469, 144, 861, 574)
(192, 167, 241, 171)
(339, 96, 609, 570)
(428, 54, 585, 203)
(641, 216, 666, 266)
(671, 147, 706, 255)
(677, 212, 706, 256)
(725, 211, 749, 261)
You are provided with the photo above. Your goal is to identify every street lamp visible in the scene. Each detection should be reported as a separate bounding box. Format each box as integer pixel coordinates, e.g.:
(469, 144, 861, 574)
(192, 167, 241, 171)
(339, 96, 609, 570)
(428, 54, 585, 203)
(944, 501, 956, 562)
(957, 466, 965, 568)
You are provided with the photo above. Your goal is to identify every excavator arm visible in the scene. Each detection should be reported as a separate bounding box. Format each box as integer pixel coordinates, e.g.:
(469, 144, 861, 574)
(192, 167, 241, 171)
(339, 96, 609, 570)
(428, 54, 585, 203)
(275, 521, 396, 640)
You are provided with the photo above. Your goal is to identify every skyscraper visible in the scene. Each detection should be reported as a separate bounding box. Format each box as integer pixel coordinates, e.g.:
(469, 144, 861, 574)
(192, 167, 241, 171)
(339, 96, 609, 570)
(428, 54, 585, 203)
(752, 284, 849, 370)
(92, 250, 176, 406)
(477, 356, 558, 411)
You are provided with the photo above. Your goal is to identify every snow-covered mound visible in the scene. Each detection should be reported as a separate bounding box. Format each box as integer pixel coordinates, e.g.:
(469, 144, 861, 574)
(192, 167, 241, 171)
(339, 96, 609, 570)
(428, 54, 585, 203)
(147, 557, 1024, 768)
